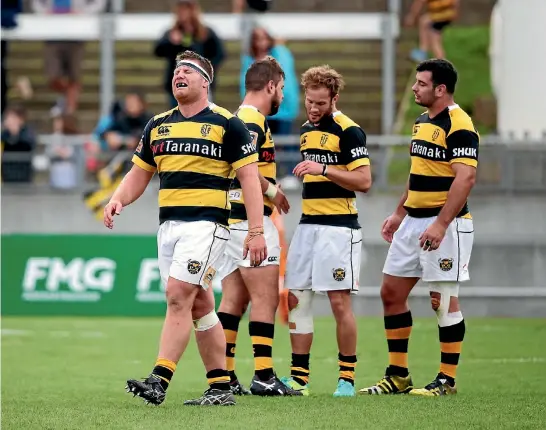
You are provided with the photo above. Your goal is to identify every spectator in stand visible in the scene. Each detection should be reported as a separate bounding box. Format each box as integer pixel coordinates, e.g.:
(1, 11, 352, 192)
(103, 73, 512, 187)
(91, 91, 151, 158)
(240, 27, 299, 188)
(232, 0, 273, 55)
(31, 0, 107, 116)
(1, 105, 36, 183)
(404, 0, 459, 62)
(154, 0, 225, 107)
(1, 0, 23, 117)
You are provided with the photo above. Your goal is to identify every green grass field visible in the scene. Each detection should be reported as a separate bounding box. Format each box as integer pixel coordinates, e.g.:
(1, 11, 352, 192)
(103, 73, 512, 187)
(3, 317, 546, 429)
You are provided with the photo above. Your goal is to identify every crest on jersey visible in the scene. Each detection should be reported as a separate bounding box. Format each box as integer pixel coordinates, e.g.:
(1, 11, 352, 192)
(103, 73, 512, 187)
(248, 131, 258, 150)
(187, 259, 203, 275)
(157, 125, 171, 136)
(432, 129, 440, 142)
(332, 268, 346, 282)
(300, 135, 308, 148)
(438, 258, 453, 272)
(200, 124, 212, 137)
(320, 134, 329, 147)
(413, 124, 420, 135)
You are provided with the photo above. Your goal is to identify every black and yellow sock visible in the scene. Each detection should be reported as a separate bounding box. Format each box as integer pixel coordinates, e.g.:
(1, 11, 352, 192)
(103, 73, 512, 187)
(152, 358, 177, 391)
(338, 353, 357, 385)
(385, 311, 413, 377)
(207, 369, 231, 391)
(439, 319, 465, 385)
(217, 312, 241, 382)
(249, 321, 275, 380)
(290, 353, 310, 386)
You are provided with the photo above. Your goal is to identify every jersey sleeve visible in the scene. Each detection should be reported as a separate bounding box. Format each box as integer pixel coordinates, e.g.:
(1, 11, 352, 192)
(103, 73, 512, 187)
(131, 119, 157, 172)
(223, 116, 259, 170)
(339, 126, 370, 171)
(246, 122, 267, 153)
(446, 129, 479, 167)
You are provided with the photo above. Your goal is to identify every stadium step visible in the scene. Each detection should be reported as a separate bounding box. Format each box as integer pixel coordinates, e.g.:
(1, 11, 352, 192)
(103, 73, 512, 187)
(5, 35, 416, 134)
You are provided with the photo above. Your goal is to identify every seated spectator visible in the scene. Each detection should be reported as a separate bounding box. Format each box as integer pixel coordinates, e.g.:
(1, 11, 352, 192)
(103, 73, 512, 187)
(1, 105, 36, 183)
(154, 0, 225, 107)
(47, 113, 79, 190)
(96, 91, 151, 154)
(240, 27, 300, 188)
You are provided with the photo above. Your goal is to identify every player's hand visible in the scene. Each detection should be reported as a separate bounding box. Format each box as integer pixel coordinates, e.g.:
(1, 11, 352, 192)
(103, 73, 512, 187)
(419, 221, 447, 251)
(293, 160, 323, 178)
(271, 185, 290, 214)
(103, 200, 123, 230)
(243, 232, 267, 267)
(381, 213, 404, 243)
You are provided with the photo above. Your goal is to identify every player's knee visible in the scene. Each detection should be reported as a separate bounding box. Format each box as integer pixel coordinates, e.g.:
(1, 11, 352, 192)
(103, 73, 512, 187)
(328, 291, 351, 319)
(287, 291, 299, 311)
(192, 309, 220, 332)
(429, 282, 463, 327)
(165, 283, 193, 313)
(288, 290, 313, 334)
(380, 276, 409, 308)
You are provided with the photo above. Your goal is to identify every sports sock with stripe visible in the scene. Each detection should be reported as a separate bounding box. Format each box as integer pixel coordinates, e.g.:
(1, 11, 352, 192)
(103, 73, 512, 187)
(384, 311, 413, 377)
(338, 353, 357, 385)
(217, 312, 241, 382)
(152, 358, 177, 391)
(290, 353, 310, 385)
(207, 369, 231, 391)
(249, 321, 275, 380)
(439, 319, 465, 386)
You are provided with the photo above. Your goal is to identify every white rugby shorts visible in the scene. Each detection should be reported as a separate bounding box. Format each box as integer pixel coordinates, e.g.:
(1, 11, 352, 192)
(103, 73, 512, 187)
(157, 220, 230, 289)
(220, 216, 281, 277)
(285, 224, 362, 293)
(382, 216, 474, 282)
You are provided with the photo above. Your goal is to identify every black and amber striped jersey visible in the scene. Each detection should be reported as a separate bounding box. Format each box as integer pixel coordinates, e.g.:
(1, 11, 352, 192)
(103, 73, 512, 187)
(132, 104, 259, 227)
(299, 111, 370, 229)
(228, 105, 276, 225)
(404, 104, 479, 218)
(427, 0, 457, 23)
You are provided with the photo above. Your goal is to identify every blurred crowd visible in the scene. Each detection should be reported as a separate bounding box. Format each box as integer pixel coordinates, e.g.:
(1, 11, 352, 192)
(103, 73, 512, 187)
(1, 0, 304, 191)
(1, 0, 464, 191)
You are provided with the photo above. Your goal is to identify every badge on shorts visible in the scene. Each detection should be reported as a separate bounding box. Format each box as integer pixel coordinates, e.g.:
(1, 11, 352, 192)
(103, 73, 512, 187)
(332, 268, 346, 282)
(438, 258, 454, 271)
(187, 259, 203, 275)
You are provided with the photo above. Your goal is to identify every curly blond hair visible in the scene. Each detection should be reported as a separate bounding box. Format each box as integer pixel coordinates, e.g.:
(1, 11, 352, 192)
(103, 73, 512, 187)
(301, 65, 345, 96)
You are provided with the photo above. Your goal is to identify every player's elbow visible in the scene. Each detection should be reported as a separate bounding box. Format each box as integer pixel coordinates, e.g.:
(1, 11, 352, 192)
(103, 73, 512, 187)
(355, 173, 372, 193)
(235, 163, 259, 184)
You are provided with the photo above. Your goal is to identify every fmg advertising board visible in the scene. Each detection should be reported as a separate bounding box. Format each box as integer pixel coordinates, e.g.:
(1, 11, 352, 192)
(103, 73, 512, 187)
(1, 235, 223, 316)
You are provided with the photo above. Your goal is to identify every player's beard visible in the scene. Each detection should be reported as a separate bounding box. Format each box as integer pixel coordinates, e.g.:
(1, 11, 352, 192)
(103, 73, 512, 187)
(269, 97, 280, 116)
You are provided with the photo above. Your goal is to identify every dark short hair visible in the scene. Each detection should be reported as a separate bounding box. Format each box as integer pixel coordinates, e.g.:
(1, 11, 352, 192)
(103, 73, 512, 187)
(175, 50, 214, 82)
(416, 59, 458, 94)
(245, 56, 285, 92)
(4, 104, 27, 120)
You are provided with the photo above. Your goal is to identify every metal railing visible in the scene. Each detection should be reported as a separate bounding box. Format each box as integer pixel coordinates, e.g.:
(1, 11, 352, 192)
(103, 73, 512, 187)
(2, 133, 546, 194)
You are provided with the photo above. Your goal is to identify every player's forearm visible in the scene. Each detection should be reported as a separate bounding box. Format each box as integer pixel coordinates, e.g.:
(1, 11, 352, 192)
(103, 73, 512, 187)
(325, 166, 371, 193)
(110, 166, 154, 207)
(240, 176, 265, 228)
(237, 164, 265, 229)
(436, 175, 475, 228)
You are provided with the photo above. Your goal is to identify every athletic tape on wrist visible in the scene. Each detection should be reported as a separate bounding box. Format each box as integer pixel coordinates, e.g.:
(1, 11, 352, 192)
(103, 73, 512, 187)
(264, 182, 278, 199)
